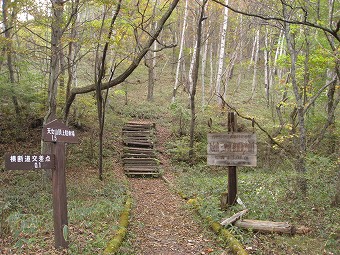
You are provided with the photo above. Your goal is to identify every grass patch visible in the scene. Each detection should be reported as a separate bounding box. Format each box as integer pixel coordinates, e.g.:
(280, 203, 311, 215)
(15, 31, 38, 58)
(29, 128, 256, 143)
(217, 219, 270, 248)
(174, 156, 339, 255)
(0, 167, 128, 254)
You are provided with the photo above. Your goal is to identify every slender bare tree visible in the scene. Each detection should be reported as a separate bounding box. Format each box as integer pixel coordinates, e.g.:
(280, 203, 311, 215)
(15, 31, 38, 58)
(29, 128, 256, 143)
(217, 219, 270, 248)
(172, 0, 188, 103)
(215, 0, 229, 104)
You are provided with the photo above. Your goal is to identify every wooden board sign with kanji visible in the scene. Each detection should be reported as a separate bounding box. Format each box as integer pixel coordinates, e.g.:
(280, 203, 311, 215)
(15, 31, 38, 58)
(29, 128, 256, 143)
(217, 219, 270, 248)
(42, 119, 78, 143)
(207, 132, 257, 167)
(5, 154, 55, 170)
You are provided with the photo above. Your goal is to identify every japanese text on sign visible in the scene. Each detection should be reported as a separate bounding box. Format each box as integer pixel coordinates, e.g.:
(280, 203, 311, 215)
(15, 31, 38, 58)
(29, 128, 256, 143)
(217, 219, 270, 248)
(207, 132, 257, 167)
(5, 154, 55, 170)
(46, 128, 76, 141)
(42, 119, 78, 143)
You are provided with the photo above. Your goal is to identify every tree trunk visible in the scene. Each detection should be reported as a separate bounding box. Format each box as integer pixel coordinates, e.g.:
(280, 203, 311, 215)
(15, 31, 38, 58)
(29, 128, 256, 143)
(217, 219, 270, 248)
(303, 29, 311, 105)
(172, 0, 188, 103)
(250, 29, 260, 100)
(235, 15, 243, 94)
(201, 19, 208, 107)
(188, 0, 207, 161)
(283, 7, 308, 195)
(95, 1, 122, 181)
(264, 27, 270, 107)
(209, 38, 214, 97)
(42, 0, 64, 179)
(2, 0, 20, 116)
(170, 24, 177, 76)
(215, 0, 229, 104)
(188, 42, 197, 95)
(65, 0, 80, 122)
(147, 1, 158, 102)
(332, 168, 340, 207)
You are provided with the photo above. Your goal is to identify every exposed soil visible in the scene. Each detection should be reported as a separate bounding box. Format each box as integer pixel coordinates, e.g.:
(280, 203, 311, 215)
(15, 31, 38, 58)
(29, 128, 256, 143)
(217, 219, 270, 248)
(118, 123, 229, 255)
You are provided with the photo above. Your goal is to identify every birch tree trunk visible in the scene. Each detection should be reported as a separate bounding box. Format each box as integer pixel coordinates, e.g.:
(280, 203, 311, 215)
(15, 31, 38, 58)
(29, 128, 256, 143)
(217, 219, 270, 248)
(248, 29, 257, 71)
(147, 0, 158, 102)
(235, 15, 243, 94)
(201, 20, 208, 106)
(188, 43, 197, 95)
(209, 33, 214, 98)
(250, 28, 260, 100)
(264, 27, 270, 107)
(172, 0, 188, 103)
(215, 0, 229, 104)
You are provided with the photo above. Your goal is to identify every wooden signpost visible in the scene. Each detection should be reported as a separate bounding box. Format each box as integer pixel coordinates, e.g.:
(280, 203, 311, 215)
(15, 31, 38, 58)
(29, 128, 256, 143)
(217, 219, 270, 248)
(207, 112, 257, 206)
(42, 119, 78, 249)
(3, 119, 78, 250)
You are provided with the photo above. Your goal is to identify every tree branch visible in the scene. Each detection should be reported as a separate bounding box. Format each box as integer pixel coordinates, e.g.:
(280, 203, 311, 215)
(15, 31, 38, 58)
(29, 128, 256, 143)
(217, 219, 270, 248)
(0, 26, 13, 35)
(217, 94, 294, 156)
(211, 0, 340, 42)
(303, 75, 337, 115)
(64, 0, 180, 119)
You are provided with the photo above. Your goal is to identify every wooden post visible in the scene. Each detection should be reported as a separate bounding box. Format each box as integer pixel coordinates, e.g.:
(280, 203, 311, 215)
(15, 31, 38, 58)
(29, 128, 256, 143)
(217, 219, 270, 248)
(228, 112, 237, 205)
(52, 142, 68, 249)
(42, 119, 78, 249)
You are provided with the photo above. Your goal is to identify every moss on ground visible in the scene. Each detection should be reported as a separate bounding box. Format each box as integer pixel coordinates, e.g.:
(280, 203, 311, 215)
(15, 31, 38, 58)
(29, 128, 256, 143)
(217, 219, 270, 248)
(103, 197, 132, 254)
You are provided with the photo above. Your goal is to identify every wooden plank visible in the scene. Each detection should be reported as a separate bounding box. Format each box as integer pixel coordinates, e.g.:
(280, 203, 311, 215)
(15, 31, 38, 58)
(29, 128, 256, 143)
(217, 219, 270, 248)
(123, 137, 154, 142)
(125, 165, 158, 169)
(123, 158, 158, 162)
(126, 172, 159, 176)
(125, 167, 158, 172)
(220, 209, 248, 226)
(124, 147, 154, 152)
(123, 133, 153, 137)
(123, 153, 156, 158)
(123, 125, 154, 130)
(123, 141, 153, 147)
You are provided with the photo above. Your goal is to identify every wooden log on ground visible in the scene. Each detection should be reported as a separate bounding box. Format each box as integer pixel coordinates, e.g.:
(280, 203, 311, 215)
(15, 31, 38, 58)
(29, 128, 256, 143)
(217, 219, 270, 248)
(220, 209, 248, 226)
(234, 219, 296, 234)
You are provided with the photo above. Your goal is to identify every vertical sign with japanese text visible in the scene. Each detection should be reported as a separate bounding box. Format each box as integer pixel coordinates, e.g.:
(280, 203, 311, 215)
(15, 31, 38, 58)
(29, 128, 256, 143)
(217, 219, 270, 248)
(42, 119, 78, 144)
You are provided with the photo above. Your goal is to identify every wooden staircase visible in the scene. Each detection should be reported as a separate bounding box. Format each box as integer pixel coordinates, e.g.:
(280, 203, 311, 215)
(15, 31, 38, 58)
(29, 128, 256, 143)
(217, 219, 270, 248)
(122, 121, 160, 177)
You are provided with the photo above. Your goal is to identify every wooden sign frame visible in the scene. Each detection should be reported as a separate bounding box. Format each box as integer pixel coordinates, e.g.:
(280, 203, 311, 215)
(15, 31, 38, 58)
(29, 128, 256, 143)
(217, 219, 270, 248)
(207, 132, 257, 167)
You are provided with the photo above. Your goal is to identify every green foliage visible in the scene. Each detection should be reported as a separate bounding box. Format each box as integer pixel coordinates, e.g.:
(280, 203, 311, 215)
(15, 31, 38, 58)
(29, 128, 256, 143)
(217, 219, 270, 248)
(1, 168, 128, 254)
(174, 155, 339, 254)
(115, 101, 164, 120)
(169, 102, 191, 136)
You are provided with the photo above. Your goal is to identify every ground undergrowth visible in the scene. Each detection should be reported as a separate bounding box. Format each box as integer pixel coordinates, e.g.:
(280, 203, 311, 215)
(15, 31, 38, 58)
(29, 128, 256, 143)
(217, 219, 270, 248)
(0, 169, 128, 254)
(1, 64, 339, 254)
(173, 159, 339, 255)
(0, 109, 130, 254)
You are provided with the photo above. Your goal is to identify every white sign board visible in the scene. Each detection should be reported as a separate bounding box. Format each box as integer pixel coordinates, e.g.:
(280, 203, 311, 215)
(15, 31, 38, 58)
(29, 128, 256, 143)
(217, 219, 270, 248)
(207, 132, 257, 166)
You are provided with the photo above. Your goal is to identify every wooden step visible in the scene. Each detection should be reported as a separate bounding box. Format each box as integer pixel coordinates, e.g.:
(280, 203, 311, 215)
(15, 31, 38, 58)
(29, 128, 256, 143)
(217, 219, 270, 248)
(122, 121, 159, 177)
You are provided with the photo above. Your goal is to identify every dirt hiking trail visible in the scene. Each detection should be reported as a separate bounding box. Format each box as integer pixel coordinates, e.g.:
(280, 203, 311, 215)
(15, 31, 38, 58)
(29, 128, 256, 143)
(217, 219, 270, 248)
(117, 123, 230, 255)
